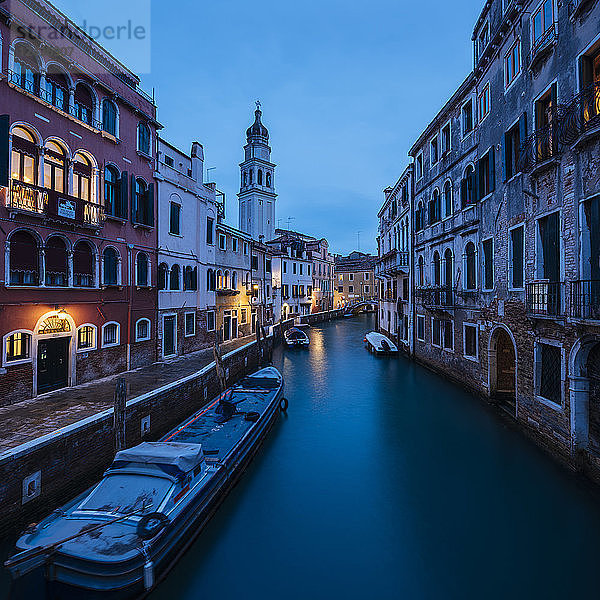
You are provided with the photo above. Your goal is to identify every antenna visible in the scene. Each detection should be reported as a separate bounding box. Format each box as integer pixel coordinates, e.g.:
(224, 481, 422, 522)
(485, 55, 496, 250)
(357, 231, 361, 252)
(287, 216, 295, 231)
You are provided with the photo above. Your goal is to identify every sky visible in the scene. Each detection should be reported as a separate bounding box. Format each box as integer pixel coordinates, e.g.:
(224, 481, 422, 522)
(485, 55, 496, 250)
(54, 0, 482, 255)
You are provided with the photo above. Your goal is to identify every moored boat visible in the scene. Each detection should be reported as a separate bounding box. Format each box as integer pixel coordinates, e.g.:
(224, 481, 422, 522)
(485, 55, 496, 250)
(5, 367, 286, 600)
(284, 327, 310, 348)
(364, 331, 398, 355)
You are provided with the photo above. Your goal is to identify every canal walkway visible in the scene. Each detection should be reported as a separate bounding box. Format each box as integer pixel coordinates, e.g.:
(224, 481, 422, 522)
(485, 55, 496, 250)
(0, 335, 252, 453)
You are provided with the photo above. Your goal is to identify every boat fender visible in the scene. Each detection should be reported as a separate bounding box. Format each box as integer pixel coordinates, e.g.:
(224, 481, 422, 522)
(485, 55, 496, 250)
(280, 397, 289, 412)
(137, 512, 170, 541)
(143, 560, 154, 590)
(244, 411, 260, 422)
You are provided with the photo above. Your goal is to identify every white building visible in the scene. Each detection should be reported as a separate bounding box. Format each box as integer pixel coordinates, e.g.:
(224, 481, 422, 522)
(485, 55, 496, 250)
(156, 138, 219, 358)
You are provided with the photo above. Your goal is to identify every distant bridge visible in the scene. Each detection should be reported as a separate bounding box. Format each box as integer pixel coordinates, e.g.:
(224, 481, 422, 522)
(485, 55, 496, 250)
(343, 297, 378, 315)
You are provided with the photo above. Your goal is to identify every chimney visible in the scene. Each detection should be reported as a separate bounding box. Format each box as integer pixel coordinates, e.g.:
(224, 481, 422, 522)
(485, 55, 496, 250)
(191, 142, 204, 183)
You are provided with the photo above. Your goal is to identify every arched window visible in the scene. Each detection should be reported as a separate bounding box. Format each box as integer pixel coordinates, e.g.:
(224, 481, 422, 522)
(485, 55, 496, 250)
(73, 152, 92, 202)
(266, 172, 272, 187)
(135, 318, 151, 341)
(74, 83, 94, 125)
(103, 247, 118, 286)
(104, 165, 120, 217)
(418, 256, 424, 287)
(429, 189, 440, 225)
(232, 271, 238, 290)
(416, 201, 424, 231)
(102, 322, 120, 347)
(13, 43, 41, 95)
(44, 67, 68, 111)
(433, 251, 441, 286)
(224, 270, 230, 288)
(5, 331, 32, 363)
(9, 231, 39, 285)
(462, 165, 476, 208)
(444, 248, 453, 289)
(170, 264, 180, 290)
(102, 99, 117, 136)
(45, 236, 68, 287)
(77, 325, 96, 350)
(136, 252, 149, 286)
(138, 123, 150, 155)
(441, 181, 451, 218)
(11, 127, 38, 188)
(206, 268, 215, 291)
(158, 263, 168, 290)
(248, 169, 253, 184)
(44, 141, 66, 193)
(73, 240, 94, 287)
(257, 169, 263, 185)
(183, 265, 197, 291)
(465, 242, 477, 289)
(217, 269, 223, 289)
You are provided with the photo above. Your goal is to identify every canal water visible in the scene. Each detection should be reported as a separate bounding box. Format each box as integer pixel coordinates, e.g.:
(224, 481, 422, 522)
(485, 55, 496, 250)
(3, 313, 600, 599)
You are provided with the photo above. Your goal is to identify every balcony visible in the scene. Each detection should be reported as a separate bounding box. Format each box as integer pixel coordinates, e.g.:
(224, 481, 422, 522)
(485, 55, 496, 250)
(217, 288, 240, 296)
(557, 83, 600, 146)
(526, 281, 564, 317)
(570, 280, 600, 320)
(7, 180, 103, 228)
(376, 250, 410, 277)
(517, 123, 560, 174)
(416, 286, 455, 309)
(528, 27, 557, 71)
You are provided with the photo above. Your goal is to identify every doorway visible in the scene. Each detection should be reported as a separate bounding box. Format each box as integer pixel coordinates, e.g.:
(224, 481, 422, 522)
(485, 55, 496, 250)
(223, 313, 231, 342)
(490, 327, 517, 413)
(37, 337, 69, 394)
(163, 315, 176, 357)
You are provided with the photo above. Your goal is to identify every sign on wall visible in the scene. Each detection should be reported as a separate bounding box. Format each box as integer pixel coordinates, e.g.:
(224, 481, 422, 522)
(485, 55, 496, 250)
(58, 199, 76, 220)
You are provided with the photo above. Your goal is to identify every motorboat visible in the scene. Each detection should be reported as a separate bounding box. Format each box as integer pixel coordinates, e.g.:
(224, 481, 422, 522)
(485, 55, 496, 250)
(364, 331, 398, 355)
(284, 327, 310, 348)
(5, 367, 286, 599)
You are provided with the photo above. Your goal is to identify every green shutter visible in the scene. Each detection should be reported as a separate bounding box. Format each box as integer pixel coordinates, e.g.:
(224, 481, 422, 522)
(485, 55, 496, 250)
(131, 174, 137, 222)
(147, 181, 154, 226)
(0, 115, 9, 188)
(474, 161, 480, 202)
(590, 197, 600, 281)
(120, 171, 128, 218)
(502, 133, 508, 181)
(489, 146, 495, 192)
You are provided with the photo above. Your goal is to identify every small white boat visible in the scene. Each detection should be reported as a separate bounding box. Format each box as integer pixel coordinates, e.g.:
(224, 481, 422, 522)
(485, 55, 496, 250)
(364, 331, 398, 355)
(284, 327, 310, 348)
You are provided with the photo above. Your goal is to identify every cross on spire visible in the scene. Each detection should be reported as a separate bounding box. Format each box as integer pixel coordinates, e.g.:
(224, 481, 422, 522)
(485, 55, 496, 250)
(256, 100, 261, 111)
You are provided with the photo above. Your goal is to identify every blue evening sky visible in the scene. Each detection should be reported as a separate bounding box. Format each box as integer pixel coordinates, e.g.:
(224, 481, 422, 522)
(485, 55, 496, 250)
(54, 0, 482, 254)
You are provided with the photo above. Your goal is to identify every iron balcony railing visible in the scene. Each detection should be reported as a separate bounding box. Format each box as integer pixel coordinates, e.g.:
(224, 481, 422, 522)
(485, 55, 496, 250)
(526, 281, 564, 316)
(7, 180, 103, 227)
(517, 122, 559, 172)
(528, 27, 557, 69)
(570, 280, 600, 320)
(416, 286, 455, 308)
(557, 83, 600, 145)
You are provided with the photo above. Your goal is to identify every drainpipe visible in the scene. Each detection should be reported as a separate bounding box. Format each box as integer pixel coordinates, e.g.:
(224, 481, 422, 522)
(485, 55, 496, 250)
(126, 244, 133, 370)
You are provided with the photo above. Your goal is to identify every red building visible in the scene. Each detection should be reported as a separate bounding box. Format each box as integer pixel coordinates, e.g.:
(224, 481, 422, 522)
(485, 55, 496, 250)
(0, 0, 159, 404)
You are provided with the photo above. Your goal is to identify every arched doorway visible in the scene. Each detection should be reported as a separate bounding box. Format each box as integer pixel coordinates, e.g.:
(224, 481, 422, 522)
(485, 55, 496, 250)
(570, 337, 600, 456)
(489, 327, 517, 413)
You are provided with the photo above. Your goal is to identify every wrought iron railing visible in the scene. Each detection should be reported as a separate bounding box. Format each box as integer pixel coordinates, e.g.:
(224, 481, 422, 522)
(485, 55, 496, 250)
(517, 122, 558, 172)
(7, 180, 48, 214)
(416, 286, 455, 308)
(74, 273, 94, 287)
(10, 269, 39, 286)
(570, 280, 600, 320)
(45, 271, 68, 287)
(529, 27, 557, 68)
(526, 281, 564, 316)
(557, 83, 600, 145)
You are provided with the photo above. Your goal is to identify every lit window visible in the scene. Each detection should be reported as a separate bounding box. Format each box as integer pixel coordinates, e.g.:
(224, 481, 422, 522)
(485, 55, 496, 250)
(5, 332, 31, 362)
(77, 325, 96, 350)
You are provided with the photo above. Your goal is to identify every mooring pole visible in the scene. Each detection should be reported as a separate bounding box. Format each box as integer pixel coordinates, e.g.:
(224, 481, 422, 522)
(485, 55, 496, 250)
(213, 329, 226, 392)
(114, 377, 126, 452)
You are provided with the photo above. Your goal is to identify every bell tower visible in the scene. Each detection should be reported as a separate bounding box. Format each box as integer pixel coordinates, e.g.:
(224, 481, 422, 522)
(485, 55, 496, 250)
(238, 102, 277, 242)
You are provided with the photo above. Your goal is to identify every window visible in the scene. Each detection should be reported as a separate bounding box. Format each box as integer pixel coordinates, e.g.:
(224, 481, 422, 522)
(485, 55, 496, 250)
(266, 259, 272, 272)
(478, 147, 495, 198)
(300, 264, 303, 275)
(184, 266, 198, 291)
(429, 189, 441, 225)
(443, 181, 452, 218)
(45, 237, 68, 287)
(266, 172, 272, 187)
(504, 40, 521, 88)
(478, 83, 490, 121)
(158, 263, 168, 291)
(349, 285, 354, 293)
(441, 123, 451, 155)
(77, 325, 96, 351)
(482, 238, 494, 290)
(206, 217, 214, 245)
(283, 261, 287, 274)
(364, 285, 370, 294)
(102, 99, 117, 136)
(73, 241, 94, 287)
(136, 318, 151, 342)
(104, 166, 122, 218)
(465, 242, 477, 290)
(464, 324, 478, 359)
(251, 255, 259, 270)
(349, 273, 354, 281)
(44, 69, 68, 111)
(416, 153, 423, 180)
(504, 116, 526, 180)
(185, 312, 195, 337)
(133, 179, 153, 226)
(532, 0, 554, 46)
(207, 311, 216, 332)
(74, 83, 94, 125)
(244, 242, 249, 255)
(510, 226, 525, 289)
(537, 342, 562, 405)
(164, 155, 174, 167)
(535, 85, 557, 160)
(293, 263, 297, 275)
(232, 238, 238, 252)
(138, 123, 151, 155)
(170, 264, 180, 290)
(432, 318, 442, 346)
(73, 153, 92, 204)
(169, 202, 181, 235)
(462, 100, 474, 136)
(136, 252, 149, 287)
(461, 165, 476, 207)
(416, 201, 425, 231)
(44, 141, 66, 193)
(5, 331, 31, 363)
(103, 247, 119, 286)
(218, 234, 226, 251)
(443, 321, 453, 350)
(417, 316, 425, 341)
(257, 169, 263, 185)
(430, 136, 439, 164)
(102, 322, 120, 347)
